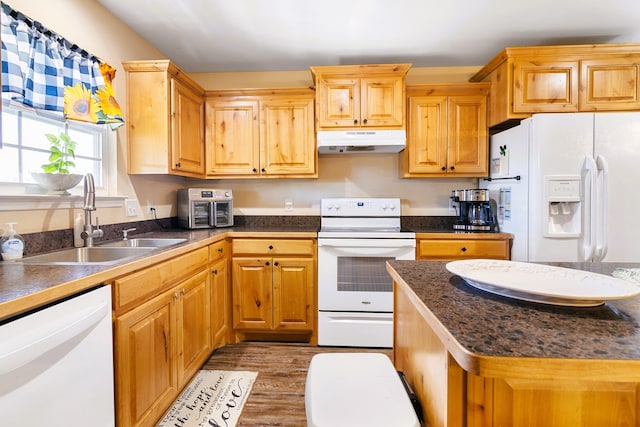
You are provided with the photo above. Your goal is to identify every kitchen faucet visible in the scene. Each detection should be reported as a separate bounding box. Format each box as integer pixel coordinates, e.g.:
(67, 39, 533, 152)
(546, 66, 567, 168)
(81, 173, 104, 247)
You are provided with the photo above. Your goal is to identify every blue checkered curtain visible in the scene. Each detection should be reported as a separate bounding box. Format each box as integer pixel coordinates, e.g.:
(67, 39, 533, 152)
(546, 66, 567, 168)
(1, 3, 124, 127)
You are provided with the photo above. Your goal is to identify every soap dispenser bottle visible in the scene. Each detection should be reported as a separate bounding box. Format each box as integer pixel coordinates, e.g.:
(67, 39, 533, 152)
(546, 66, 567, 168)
(0, 222, 25, 260)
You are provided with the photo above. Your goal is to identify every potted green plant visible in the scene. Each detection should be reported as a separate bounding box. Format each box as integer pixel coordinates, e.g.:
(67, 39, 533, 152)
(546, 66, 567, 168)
(31, 132, 84, 195)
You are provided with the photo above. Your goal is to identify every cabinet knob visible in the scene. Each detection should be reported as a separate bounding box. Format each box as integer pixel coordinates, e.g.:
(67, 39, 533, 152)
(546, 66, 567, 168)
(274, 261, 279, 266)
(353, 119, 358, 125)
(181, 288, 186, 295)
(261, 168, 266, 173)
(175, 162, 181, 168)
(212, 269, 218, 275)
(461, 247, 467, 252)
(265, 261, 270, 266)
(450, 165, 455, 171)
(441, 166, 446, 171)
(218, 247, 223, 253)
(252, 168, 257, 173)
(363, 118, 368, 124)
(268, 245, 274, 250)
(174, 292, 179, 299)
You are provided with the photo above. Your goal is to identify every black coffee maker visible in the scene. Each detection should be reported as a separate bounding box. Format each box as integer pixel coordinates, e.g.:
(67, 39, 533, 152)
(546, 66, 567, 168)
(451, 189, 498, 232)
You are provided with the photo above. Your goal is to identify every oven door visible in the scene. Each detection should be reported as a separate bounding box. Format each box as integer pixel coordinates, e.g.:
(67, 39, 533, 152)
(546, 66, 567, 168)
(213, 201, 233, 227)
(317, 238, 415, 312)
(190, 201, 214, 228)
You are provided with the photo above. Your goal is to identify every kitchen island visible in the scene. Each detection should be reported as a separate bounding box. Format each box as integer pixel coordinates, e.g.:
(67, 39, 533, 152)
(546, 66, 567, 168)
(387, 260, 640, 427)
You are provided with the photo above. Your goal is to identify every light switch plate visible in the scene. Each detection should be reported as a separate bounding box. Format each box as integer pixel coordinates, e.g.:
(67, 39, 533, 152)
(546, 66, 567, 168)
(125, 199, 138, 217)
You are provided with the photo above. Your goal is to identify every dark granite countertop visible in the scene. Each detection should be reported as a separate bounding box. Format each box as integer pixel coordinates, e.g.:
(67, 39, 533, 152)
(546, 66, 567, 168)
(387, 260, 640, 361)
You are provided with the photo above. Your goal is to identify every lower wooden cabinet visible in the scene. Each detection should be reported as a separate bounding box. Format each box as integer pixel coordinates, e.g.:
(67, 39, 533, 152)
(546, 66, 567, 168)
(231, 238, 316, 341)
(115, 287, 178, 427)
(176, 269, 211, 388)
(417, 233, 512, 260)
(209, 239, 231, 349)
(112, 247, 211, 427)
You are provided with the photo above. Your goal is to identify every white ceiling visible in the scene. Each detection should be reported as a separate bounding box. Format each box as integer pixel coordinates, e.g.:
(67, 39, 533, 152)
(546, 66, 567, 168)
(98, 0, 640, 73)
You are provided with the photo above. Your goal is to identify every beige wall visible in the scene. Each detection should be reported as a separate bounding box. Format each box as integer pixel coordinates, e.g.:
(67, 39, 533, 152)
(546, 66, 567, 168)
(2, 1, 480, 235)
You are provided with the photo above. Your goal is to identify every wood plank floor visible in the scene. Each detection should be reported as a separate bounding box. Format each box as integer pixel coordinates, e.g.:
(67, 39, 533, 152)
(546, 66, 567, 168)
(201, 342, 393, 426)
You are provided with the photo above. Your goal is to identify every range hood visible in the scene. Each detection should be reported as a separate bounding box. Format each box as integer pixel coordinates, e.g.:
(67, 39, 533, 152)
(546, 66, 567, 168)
(317, 130, 406, 154)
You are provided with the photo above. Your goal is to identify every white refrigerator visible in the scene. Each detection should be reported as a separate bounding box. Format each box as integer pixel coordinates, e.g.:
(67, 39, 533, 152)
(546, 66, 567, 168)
(481, 112, 640, 262)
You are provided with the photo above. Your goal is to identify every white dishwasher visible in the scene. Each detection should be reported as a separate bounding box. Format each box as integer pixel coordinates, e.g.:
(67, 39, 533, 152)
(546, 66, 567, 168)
(0, 285, 115, 426)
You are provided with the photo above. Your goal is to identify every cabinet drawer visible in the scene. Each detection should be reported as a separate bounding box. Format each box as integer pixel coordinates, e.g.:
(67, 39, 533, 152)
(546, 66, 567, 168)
(113, 247, 209, 312)
(233, 239, 315, 256)
(418, 239, 509, 260)
(209, 239, 228, 263)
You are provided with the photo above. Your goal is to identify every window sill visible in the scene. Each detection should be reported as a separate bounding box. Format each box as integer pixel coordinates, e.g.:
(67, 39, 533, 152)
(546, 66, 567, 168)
(0, 194, 126, 211)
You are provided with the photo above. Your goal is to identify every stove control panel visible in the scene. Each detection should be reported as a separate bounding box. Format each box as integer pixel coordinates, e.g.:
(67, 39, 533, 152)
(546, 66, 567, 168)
(321, 198, 401, 217)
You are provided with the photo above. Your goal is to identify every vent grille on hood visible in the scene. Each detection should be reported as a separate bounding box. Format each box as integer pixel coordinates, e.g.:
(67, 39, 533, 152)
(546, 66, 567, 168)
(317, 130, 406, 154)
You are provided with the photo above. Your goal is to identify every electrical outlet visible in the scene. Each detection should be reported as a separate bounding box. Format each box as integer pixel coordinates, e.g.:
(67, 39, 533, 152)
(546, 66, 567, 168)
(284, 198, 293, 212)
(147, 200, 155, 215)
(125, 199, 138, 217)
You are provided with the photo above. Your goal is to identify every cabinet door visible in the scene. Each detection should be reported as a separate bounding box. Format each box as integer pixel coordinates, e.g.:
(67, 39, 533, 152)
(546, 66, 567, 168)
(260, 95, 316, 176)
(447, 95, 488, 176)
(171, 78, 205, 176)
(512, 60, 579, 113)
(176, 269, 211, 388)
(115, 289, 178, 427)
(232, 257, 273, 330)
(580, 57, 640, 111)
(205, 99, 260, 176)
(125, 67, 171, 174)
(361, 76, 405, 127)
(316, 78, 360, 128)
(272, 257, 315, 331)
(210, 256, 230, 349)
(406, 95, 448, 174)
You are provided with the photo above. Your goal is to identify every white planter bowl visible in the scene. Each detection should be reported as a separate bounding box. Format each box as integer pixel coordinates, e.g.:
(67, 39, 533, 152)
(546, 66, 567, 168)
(31, 172, 84, 195)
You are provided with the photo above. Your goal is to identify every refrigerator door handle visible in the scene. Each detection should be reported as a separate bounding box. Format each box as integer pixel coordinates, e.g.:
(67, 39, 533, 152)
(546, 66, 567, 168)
(594, 155, 609, 261)
(580, 156, 597, 261)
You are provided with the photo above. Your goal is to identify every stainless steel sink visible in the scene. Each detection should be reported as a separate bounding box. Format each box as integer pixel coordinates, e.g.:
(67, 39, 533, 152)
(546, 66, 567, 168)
(20, 246, 156, 265)
(100, 238, 188, 248)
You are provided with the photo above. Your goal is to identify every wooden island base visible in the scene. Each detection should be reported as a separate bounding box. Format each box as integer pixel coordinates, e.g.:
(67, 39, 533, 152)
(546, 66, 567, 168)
(389, 261, 640, 427)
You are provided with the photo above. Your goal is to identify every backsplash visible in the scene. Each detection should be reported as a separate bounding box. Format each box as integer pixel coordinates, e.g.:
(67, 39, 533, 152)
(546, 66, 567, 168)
(20, 215, 455, 256)
(22, 217, 177, 256)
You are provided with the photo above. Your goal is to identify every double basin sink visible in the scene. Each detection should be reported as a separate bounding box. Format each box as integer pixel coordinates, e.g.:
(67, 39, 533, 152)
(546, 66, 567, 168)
(19, 238, 188, 265)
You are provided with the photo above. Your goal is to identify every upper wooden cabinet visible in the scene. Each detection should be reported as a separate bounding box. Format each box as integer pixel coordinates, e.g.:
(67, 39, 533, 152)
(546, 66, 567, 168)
(205, 88, 317, 178)
(310, 64, 411, 130)
(470, 44, 640, 129)
(403, 84, 489, 178)
(123, 60, 205, 177)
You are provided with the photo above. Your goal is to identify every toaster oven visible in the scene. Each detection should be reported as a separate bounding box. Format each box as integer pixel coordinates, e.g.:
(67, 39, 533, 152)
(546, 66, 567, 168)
(177, 188, 233, 229)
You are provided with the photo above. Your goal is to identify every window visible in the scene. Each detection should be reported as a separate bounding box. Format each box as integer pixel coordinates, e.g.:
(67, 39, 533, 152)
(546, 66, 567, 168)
(0, 102, 110, 194)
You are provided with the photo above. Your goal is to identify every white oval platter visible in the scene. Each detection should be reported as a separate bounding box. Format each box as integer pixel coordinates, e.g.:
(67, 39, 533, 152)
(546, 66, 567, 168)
(445, 259, 640, 307)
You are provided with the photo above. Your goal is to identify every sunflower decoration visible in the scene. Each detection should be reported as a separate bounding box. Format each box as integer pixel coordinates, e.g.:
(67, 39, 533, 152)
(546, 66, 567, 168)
(63, 62, 124, 128)
(95, 63, 124, 126)
(94, 82, 123, 120)
(64, 83, 99, 123)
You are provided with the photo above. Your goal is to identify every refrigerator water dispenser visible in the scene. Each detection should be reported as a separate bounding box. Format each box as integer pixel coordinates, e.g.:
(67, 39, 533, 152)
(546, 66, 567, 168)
(543, 176, 581, 238)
